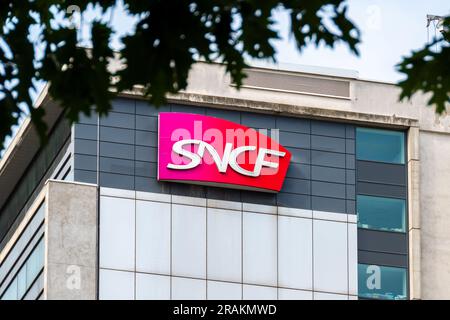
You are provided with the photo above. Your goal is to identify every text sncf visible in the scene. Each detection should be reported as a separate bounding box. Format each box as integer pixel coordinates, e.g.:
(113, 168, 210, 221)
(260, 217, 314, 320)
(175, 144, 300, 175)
(167, 139, 286, 177)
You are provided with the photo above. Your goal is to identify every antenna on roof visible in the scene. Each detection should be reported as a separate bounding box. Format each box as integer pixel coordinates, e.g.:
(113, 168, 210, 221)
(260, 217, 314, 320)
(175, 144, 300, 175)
(426, 14, 445, 51)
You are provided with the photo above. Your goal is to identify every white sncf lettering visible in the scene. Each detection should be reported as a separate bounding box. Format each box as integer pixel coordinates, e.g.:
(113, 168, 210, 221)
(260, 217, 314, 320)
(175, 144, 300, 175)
(167, 139, 286, 177)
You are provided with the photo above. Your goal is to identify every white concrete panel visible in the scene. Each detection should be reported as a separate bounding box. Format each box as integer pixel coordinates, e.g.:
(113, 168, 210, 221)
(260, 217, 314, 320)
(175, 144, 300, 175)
(313, 219, 348, 294)
(278, 216, 313, 290)
(207, 199, 242, 211)
(99, 269, 134, 300)
(278, 207, 312, 219)
(207, 281, 242, 300)
(347, 214, 357, 223)
(243, 212, 277, 286)
(313, 210, 347, 222)
(314, 292, 348, 300)
(136, 200, 171, 274)
(348, 223, 358, 296)
(100, 196, 135, 271)
(278, 288, 313, 300)
(136, 273, 170, 300)
(172, 277, 206, 300)
(172, 205, 206, 278)
(100, 187, 135, 199)
(172, 195, 206, 207)
(207, 208, 242, 282)
(242, 203, 277, 214)
(243, 285, 277, 300)
(136, 191, 171, 203)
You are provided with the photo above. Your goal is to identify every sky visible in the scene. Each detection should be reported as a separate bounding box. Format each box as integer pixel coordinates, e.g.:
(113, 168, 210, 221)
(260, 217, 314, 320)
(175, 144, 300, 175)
(270, 0, 449, 82)
(1, 0, 449, 157)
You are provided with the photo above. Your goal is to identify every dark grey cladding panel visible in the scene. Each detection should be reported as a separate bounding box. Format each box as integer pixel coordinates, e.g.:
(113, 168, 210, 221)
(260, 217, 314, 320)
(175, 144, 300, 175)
(358, 229, 408, 254)
(277, 193, 311, 210)
(170, 182, 206, 198)
(100, 126, 134, 145)
(135, 161, 157, 178)
(136, 100, 170, 116)
(74, 124, 97, 140)
(171, 104, 206, 115)
(311, 135, 346, 153)
(346, 154, 355, 169)
(100, 157, 134, 176)
(312, 196, 346, 213)
(206, 108, 241, 123)
(241, 190, 277, 206)
(74, 169, 97, 184)
(276, 116, 310, 134)
(346, 139, 355, 154)
(78, 112, 98, 125)
(74, 154, 97, 171)
(282, 178, 310, 195)
(346, 185, 356, 200)
(311, 121, 346, 138)
(312, 181, 346, 199)
(346, 170, 356, 185)
(136, 115, 158, 132)
(111, 98, 136, 114)
(311, 150, 345, 168)
(100, 112, 135, 129)
(286, 163, 310, 180)
(100, 142, 135, 160)
(71, 98, 363, 215)
(346, 200, 356, 214)
(241, 112, 276, 129)
(279, 131, 310, 149)
(345, 125, 355, 139)
(136, 176, 171, 194)
(357, 160, 406, 186)
(74, 139, 97, 156)
(289, 148, 311, 164)
(100, 172, 134, 190)
(135, 146, 157, 162)
(311, 166, 345, 184)
(206, 186, 241, 202)
(358, 250, 408, 268)
(358, 182, 407, 199)
(135, 130, 157, 147)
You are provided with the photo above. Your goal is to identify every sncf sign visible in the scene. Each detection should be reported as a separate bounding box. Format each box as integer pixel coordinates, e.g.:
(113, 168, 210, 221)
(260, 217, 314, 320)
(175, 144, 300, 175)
(157, 113, 291, 192)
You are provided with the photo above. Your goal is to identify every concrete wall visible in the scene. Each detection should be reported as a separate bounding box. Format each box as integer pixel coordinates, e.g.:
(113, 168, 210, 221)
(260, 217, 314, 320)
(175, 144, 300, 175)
(420, 131, 450, 299)
(44, 180, 98, 300)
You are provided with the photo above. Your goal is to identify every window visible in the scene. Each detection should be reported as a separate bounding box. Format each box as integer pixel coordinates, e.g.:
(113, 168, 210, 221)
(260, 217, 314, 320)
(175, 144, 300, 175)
(356, 127, 405, 164)
(358, 264, 407, 300)
(357, 195, 406, 232)
(1, 238, 44, 300)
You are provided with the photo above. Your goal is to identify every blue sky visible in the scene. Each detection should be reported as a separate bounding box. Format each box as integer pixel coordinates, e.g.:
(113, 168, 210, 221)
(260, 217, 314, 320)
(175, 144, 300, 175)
(1, 1, 449, 156)
(270, 0, 449, 82)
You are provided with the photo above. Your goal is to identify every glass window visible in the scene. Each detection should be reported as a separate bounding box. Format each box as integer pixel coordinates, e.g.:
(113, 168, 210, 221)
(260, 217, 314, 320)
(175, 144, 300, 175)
(358, 264, 407, 300)
(357, 195, 406, 232)
(26, 240, 45, 287)
(1, 278, 18, 300)
(17, 267, 27, 298)
(356, 127, 405, 164)
(1, 238, 44, 300)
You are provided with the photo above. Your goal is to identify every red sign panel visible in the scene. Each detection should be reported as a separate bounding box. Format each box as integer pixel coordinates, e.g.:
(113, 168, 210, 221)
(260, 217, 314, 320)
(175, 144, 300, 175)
(158, 112, 291, 192)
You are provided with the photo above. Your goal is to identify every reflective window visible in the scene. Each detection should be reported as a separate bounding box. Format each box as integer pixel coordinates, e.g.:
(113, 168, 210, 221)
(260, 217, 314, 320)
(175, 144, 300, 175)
(358, 264, 407, 300)
(356, 127, 405, 164)
(357, 195, 406, 232)
(1, 238, 44, 300)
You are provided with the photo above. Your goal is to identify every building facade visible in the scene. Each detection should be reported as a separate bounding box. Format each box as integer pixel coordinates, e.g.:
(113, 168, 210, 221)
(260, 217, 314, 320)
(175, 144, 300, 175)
(0, 62, 449, 300)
